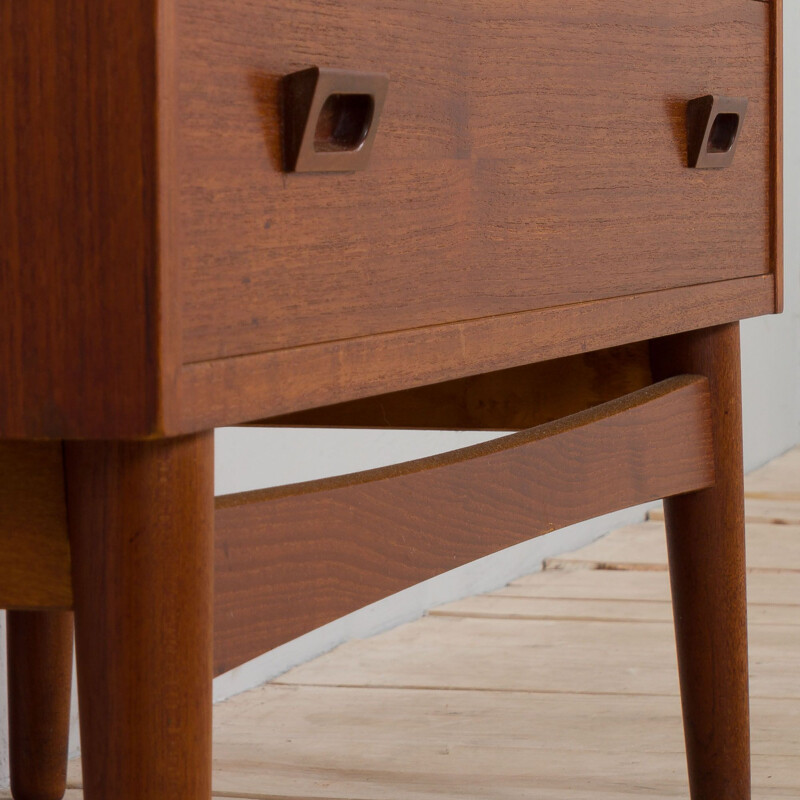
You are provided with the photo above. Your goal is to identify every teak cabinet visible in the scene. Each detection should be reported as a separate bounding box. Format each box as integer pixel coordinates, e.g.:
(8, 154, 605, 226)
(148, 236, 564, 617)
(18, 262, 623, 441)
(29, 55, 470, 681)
(0, 1, 782, 798)
(0, 0, 781, 438)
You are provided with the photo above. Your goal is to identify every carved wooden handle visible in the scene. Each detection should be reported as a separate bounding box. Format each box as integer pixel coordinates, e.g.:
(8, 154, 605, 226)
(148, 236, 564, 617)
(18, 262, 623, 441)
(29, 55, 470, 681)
(687, 95, 748, 169)
(282, 66, 389, 173)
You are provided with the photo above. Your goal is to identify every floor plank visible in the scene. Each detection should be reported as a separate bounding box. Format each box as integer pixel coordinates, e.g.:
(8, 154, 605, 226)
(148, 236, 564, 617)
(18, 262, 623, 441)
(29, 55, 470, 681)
(648, 496, 800, 525)
(430, 593, 800, 625)
(64, 686, 800, 799)
(68, 755, 800, 800)
(276, 615, 799, 699)
(208, 690, 799, 799)
(544, 521, 800, 572)
(745, 447, 800, 497)
(505, 566, 800, 606)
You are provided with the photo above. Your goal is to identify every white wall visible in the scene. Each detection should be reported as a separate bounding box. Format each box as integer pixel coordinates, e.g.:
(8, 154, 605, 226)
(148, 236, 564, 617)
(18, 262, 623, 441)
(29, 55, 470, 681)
(1, 5, 798, 785)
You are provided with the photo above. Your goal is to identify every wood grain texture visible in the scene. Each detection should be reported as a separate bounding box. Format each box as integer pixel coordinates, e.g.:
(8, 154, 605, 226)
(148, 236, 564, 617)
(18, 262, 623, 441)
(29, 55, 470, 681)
(178, 0, 772, 365)
(65, 434, 214, 800)
(0, 0, 176, 439)
(0, 443, 71, 610)
(651, 323, 751, 800)
(213, 376, 714, 675)
(183, 274, 774, 429)
(253, 343, 652, 430)
(7, 611, 73, 800)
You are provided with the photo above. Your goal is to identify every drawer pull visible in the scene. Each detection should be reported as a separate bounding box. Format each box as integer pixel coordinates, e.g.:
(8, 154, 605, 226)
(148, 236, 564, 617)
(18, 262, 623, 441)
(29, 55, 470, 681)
(281, 67, 389, 173)
(686, 95, 748, 169)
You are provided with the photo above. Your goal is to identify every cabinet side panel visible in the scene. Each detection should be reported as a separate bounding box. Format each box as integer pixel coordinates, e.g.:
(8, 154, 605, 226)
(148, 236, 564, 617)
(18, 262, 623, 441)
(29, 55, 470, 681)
(772, 0, 784, 312)
(0, 0, 166, 438)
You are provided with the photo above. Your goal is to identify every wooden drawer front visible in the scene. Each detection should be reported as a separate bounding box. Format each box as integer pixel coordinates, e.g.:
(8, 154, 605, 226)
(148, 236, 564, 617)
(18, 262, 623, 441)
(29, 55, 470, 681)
(177, 0, 771, 364)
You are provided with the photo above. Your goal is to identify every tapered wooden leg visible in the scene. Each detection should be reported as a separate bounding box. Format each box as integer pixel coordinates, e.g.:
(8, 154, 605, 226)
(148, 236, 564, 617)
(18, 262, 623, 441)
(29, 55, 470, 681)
(651, 323, 750, 800)
(6, 610, 73, 800)
(65, 433, 214, 800)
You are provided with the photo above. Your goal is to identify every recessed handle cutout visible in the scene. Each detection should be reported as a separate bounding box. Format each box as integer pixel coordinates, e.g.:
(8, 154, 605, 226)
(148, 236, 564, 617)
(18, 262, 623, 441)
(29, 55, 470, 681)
(314, 94, 375, 152)
(282, 67, 388, 172)
(706, 112, 740, 154)
(686, 95, 748, 169)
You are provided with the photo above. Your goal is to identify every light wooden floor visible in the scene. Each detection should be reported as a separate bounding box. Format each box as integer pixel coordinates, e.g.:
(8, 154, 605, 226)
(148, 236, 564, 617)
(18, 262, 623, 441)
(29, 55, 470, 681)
(56, 448, 800, 797)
